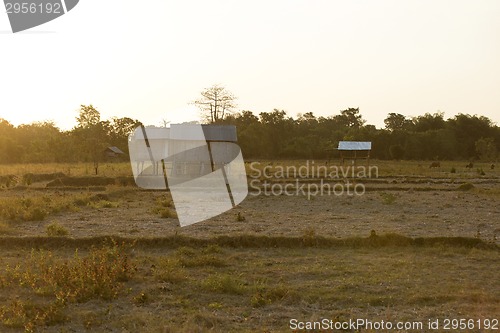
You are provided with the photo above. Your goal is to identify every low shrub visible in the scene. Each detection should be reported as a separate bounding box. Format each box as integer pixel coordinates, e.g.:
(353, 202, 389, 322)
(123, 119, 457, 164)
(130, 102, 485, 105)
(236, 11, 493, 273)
(457, 183, 474, 191)
(46, 222, 69, 237)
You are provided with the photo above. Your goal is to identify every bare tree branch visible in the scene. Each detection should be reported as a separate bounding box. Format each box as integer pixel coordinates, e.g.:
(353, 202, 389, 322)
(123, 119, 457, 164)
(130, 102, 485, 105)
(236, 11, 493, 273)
(193, 85, 237, 123)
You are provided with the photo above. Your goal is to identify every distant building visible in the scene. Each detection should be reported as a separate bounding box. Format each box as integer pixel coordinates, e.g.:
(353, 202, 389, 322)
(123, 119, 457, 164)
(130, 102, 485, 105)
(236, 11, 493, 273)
(103, 146, 125, 159)
(338, 141, 372, 165)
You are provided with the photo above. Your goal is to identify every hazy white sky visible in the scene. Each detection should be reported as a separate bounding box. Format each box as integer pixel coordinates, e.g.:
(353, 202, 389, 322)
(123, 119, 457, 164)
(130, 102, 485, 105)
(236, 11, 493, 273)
(1, 0, 499, 130)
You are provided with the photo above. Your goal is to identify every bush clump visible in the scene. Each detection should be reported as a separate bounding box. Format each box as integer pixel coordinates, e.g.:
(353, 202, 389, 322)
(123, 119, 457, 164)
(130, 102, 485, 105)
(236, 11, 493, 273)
(457, 183, 474, 191)
(46, 222, 69, 237)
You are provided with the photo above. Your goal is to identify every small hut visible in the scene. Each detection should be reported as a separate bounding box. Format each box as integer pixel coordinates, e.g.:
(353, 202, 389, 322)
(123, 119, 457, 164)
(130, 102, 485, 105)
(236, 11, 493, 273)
(103, 146, 125, 158)
(338, 141, 371, 165)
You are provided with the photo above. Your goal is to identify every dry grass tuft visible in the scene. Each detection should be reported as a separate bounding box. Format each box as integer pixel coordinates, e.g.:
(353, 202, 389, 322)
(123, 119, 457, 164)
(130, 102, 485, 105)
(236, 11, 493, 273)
(46, 221, 69, 237)
(0, 221, 11, 234)
(0, 242, 135, 331)
(458, 182, 475, 191)
(152, 196, 177, 218)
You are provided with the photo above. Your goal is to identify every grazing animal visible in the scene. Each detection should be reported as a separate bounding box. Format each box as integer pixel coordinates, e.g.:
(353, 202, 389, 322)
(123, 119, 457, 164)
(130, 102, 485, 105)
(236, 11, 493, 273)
(491, 164, 495, 170)
(429, 162, 440, 168)
(465, 162, 473, 169)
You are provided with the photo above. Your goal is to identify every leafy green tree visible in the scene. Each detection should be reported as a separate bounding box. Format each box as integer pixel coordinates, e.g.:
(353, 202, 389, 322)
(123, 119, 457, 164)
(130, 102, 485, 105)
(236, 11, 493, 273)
(259, 109, 295, 157)
(389, 144, 405, 160)
(448, 114, 494, 158)
(76, 104, 101, 128)
(111, 117, 140, 138)
(73, 105, 110, 174)
(475, 137, 497, 161)
(384, 113, 413, 132)
(0, 137, 23, 163)
(0, 118, 14, 133)
(109, 117, 141, 154)
(0, 119, 18, 163)
(222, 111, 263, 158)
(3, 102, 500, 163)
(334, 107, 365, 128)
(413, 112, 445, 132)
(16, 121, 63, 162)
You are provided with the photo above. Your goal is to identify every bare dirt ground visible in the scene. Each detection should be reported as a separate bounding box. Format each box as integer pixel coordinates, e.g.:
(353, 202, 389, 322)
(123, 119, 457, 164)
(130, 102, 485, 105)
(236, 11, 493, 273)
(3, 180, 499, 244)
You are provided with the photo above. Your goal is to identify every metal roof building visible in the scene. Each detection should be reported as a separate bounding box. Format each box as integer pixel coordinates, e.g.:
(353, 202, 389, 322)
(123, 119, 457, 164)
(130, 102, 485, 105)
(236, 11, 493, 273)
(338, 141, 372, 151)
(337, 141, 372, 165)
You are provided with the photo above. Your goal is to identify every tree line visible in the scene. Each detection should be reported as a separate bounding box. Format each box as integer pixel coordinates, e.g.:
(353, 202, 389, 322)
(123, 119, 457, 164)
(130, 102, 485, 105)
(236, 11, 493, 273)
(0, 105, 140, 166)
(0, 104, 499, 165)
(218, 108, 499, 161)
(195, 85, 499, 161)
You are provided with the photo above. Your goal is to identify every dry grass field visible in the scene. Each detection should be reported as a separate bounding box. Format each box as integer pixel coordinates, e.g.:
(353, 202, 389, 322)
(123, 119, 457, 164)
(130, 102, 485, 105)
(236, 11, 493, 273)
(0, 160, 498, 332)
